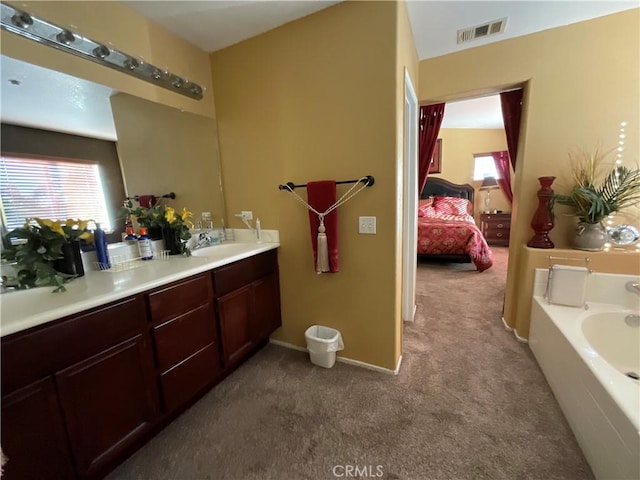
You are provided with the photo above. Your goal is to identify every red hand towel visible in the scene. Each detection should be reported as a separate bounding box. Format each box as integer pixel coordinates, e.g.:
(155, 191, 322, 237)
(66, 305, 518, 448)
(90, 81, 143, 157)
(307, 181, 339, 273)
(138, 195, 157, 208)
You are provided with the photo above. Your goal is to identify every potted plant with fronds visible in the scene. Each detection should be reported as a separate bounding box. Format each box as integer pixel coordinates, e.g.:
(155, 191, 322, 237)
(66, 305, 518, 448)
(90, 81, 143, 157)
(1, 218, 94, 292)
(552, 148, 640, 251)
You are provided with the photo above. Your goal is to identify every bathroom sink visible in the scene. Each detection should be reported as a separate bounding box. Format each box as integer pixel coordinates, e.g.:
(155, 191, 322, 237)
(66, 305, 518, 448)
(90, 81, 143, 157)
(191, 243, 259, 258)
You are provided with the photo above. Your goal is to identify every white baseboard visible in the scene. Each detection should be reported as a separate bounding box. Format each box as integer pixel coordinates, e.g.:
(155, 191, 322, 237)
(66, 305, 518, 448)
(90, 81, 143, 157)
(501, 316, 513, 331)
(513, 329, 529, 343)
(269, 338, 402, 375)
(501, 316, 528, 343)
(269, 338, 307, 352)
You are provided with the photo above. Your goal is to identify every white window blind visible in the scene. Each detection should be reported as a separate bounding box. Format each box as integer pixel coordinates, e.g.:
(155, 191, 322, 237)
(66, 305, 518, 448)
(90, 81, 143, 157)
(0, 155, 111, 231)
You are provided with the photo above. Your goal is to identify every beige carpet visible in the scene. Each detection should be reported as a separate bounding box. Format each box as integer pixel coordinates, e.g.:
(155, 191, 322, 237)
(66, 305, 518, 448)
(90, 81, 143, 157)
(108, 247, 593, 480)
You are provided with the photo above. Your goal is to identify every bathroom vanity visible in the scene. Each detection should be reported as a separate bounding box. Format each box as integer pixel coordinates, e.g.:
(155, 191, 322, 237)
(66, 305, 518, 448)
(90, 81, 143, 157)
(0, 244, 281, 480)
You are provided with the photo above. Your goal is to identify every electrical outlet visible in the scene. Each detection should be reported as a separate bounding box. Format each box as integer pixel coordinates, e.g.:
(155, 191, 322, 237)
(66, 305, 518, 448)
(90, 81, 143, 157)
(241, 210, 253, 220)
(359, 216, 376, 234)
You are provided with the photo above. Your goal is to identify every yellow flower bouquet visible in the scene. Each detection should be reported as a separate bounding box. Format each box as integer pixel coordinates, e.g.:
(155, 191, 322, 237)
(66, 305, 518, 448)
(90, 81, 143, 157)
(1, 218, 94, 292)
(158, 206, 194, 256)
(121, 202, 193, 255)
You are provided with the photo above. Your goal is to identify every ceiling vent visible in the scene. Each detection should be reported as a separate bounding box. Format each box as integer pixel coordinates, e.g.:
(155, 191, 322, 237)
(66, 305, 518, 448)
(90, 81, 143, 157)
(457, 17, 507, 44)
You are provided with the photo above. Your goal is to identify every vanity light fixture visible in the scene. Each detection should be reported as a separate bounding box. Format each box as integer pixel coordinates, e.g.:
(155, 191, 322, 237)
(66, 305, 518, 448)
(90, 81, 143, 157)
(0, 2, 204, 100)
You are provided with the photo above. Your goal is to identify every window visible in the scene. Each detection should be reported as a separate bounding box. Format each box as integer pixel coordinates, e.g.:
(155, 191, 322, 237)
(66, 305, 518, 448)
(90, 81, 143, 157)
(473, 154, 501, 181)
(0, 154, 111, 232)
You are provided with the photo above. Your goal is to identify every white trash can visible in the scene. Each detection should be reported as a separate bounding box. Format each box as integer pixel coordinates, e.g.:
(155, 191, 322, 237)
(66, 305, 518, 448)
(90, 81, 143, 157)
(304, 325, 344, 368)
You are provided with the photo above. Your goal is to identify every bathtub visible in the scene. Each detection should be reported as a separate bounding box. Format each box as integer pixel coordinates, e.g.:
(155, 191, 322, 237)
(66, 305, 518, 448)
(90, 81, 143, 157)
(529, 271, 640, 480)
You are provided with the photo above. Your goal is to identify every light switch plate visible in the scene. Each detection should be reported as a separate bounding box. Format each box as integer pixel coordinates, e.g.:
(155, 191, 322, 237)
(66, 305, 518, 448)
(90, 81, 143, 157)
(359, 216, 376, 234)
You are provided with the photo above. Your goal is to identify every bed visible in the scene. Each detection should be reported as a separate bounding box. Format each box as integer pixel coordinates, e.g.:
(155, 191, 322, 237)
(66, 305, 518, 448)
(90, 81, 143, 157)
(418, 177, 493, 272)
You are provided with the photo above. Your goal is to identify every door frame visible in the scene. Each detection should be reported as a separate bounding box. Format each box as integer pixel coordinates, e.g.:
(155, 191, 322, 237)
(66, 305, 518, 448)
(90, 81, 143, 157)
(402, 69, 418, 323)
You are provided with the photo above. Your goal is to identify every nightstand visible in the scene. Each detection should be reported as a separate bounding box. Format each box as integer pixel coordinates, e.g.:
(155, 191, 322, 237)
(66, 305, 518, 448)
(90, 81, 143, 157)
(480, 213, 511, 246)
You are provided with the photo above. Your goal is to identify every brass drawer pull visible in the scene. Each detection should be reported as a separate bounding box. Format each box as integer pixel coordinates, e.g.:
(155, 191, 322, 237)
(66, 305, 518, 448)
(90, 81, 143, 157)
(497, 223, 503, 228)
(496, 232, 503, 237)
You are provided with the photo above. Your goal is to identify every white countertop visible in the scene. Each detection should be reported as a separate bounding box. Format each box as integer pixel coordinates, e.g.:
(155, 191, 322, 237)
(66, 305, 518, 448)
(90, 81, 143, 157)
(0, 240, 279, 338)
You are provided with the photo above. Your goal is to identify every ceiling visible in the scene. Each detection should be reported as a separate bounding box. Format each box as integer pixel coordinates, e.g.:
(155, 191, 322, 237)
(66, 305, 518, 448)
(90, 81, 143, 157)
(0, 55, 117, 140)
(441, 95, 503, 129)
(1, 1, 637, 138)
(125, 0, 638, 59)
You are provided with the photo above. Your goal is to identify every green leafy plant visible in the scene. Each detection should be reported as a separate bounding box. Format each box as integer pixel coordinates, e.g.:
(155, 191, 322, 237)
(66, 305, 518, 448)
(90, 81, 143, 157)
(121, 200, 164, 229)
(552, 148, 640, 224)
(121, 202, 193, 255)
(1, 218, 94, 292)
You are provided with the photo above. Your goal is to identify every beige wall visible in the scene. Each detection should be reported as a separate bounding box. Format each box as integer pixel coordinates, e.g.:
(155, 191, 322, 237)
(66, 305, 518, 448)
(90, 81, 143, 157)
(419, 9, 640, 338)
(211, 1, 408, 370)
(110, 94, 225, 220)
(2, 1, 215, 118)
(435, 128, 510, 220)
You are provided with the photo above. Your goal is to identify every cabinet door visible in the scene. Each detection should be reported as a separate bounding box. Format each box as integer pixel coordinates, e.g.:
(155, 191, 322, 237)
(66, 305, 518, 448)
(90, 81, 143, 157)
(217, 285, 254, 366)
(1, 377, 76, 480)
(252, 273, 282, 342)
(55, 335, 158, 478)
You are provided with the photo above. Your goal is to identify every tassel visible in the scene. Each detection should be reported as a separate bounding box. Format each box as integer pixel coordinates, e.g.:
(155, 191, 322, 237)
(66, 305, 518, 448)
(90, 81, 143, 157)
(316, 217, 330, 274)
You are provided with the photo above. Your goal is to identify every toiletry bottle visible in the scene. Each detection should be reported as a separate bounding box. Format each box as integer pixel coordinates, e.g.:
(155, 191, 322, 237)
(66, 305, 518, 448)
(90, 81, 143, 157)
(124, 226, 137, 243)
(94, 224, 111, 270)
(256, 218, 262, 243)
(137, 227, 153, 260)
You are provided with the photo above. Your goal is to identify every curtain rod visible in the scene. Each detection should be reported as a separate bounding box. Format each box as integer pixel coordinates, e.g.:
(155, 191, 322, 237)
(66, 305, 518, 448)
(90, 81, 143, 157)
(278, 175, 375, 191)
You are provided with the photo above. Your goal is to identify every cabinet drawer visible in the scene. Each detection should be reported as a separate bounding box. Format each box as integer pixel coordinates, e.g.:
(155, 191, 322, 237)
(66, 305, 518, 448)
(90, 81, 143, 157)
(482, 214, 511, 224)
(486, 220, 510, 230)
(2, 296, 146, 392)
(214, 250, 277, 296)
(485, 227, 510, 238)
(160, 343, 220, 413)
(153, 303, 216, 372)
(148, 273, 213, 324)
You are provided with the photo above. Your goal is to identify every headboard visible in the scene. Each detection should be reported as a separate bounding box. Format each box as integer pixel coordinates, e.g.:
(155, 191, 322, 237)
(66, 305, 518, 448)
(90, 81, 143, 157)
(420, 177, 475, 208)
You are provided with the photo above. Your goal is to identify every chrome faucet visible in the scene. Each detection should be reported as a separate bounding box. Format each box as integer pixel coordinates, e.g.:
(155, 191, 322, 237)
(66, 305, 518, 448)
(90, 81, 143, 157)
(625, 281, 640, 296)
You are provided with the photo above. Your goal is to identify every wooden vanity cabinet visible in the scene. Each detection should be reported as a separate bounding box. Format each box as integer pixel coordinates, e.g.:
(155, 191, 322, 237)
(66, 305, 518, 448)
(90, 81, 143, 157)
(0, 295, 158, 480)
(215, 250, 282, 368)
(1, 248, 281, 480)
(147, 273, 222, 413)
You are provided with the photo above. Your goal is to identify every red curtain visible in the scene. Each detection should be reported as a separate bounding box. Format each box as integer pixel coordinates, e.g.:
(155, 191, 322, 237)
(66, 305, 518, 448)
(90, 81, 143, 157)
(491, 151, 513, 203)
(500, 89, 523, 170)
(418, 103, 445, 194)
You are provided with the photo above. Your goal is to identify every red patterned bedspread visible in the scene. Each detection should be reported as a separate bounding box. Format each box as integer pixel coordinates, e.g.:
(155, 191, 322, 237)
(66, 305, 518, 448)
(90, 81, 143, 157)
(417, 214, 493, 272)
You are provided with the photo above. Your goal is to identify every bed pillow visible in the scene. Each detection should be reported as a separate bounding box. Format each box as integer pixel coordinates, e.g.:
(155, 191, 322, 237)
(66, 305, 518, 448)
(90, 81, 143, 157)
(417, 198, 434, 217)
(433, 196, 471, 216)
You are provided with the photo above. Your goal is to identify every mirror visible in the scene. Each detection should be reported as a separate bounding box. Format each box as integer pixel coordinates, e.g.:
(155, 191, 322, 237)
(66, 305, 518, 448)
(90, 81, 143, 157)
(0, 54, 226, 239)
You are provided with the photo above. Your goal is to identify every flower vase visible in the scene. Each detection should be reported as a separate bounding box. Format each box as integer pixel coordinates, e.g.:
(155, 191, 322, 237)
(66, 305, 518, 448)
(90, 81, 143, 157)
(527, 176, 556, 249)
(162, 228, 182, 255)
(573, 222, 607, 251)
(148, 226, 163, 241)
(53, 240, 85, 277)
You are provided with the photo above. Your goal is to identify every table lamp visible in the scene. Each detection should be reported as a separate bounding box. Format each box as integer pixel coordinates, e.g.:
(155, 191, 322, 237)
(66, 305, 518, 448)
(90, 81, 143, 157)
(480, 177, 499, 213)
